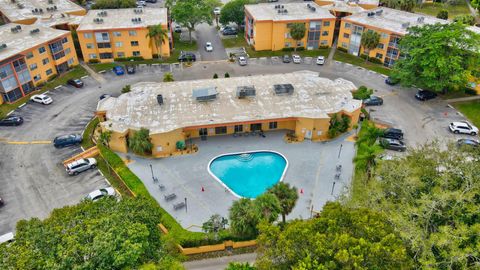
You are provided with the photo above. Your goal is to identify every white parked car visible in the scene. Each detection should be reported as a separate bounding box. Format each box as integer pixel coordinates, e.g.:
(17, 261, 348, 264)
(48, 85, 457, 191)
(316, 56, 325, 65)
(86, 187, 116, 201)
(137, 0, 146, 6)
(449, 121, 478, 135)
(30, 94, 53, 105)
(214, 7, 221, 15)
(292, 54, 301, 64)
(205, 42, 213, 52)
(238, 56, 247, 66)
(66, 158, 97, 176)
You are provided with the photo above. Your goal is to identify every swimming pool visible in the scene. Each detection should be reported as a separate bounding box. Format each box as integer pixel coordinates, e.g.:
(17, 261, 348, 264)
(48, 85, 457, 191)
(208, 151, 288, 198)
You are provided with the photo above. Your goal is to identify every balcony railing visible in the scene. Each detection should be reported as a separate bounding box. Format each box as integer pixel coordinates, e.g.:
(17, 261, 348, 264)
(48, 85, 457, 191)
(388, 42, 399, 48)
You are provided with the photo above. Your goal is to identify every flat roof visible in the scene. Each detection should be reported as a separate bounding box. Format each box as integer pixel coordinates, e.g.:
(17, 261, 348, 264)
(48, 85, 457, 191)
(77, 8, 167, 31)
(0, 23, 69, 61)
(245, 3, 335, 21)
(322, 1, 365, 14)
(0, 0, 85, 23)
(98, 71, 362, 134)
(343, 7, 447, 35)
(35, 12, 84, 28)
(319, 0, 379, 6)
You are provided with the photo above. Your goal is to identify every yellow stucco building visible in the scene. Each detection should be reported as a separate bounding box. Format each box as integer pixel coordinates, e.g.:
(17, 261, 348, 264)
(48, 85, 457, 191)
(0, 23, 79, 104)
(244, 3, 336, 51)
(77, 8, 171, 63)
(96, 71, 362, 157)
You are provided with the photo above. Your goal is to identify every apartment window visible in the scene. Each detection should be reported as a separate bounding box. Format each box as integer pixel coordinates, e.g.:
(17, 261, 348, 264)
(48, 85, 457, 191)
(42, 58, 49, 65)
(67, 58, 74, 65)
(376, 53, 383, 59)
(381, 33, 388, 39)
(322, 31, 329, 36)
(53, 51, 65, 60)
(61, 37, 68, 44)
(113, 31, 121, 37)
(95, 32, 110, 42)
(99, 53, 113, 59)
(344, 23, 351, 29)
(285, 32, 292, 38)
(46, 69, 53, 76)
(377, 43, 384, 49)
(38, 47, 46, 54)
(215, 126, 227, 134)
(320, 40, 328, 45)
(30, 63, 37, 71)
(89, 53, 97, 59)
(132, 51, 141, 57)
(234, 125, 243, 133)
(65, 48, 71, 55)
(296, 41, 303, 47)
(323, 21, 330, 26)
(33, 74, 41, 81)
(130, 41, 139, 46)
(26, 52, 34, 59)
(269, 122, 278, 129)
(285, 42, 291, 48)
(117, 52, 125, 58)
(0, 65, 13, 79)
(86, 43, 94, 49)
(341, 42, 348, 48)
(115, 42, 123, 48)
(128, 30, 137, 36)
(343, 33, 350, 38)
(84, 33, 92, 39)
(97, 42, 111, 49)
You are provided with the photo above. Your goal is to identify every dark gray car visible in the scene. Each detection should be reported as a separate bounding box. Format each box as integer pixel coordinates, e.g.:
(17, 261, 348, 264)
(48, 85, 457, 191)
(380, 138, 406, 152)
(282, 55, 291, 63)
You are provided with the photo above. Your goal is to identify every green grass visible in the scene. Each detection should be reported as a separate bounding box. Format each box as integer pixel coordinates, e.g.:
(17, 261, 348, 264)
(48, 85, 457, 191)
(0, 65, 88, 119)
(246, 47, 331, 58)
(221, 34, 248, 48)
(333, 51, 392, 76)
(81, 117, 99, 149)
(413, 2, 472, 19)
(453, 101, 480, 127)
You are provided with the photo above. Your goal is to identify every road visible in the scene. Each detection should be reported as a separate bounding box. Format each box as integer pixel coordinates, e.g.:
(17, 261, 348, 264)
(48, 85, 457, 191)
(195, 22, 228, 61)
(0, 58, 473, 236)
(184, 253, 256, 270)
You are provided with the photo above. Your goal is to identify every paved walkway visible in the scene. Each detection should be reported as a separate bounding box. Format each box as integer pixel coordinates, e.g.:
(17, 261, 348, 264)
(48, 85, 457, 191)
(465, 0, 478, 18)
(184, 253, 256, 270)
(445, 95, 480, 103)
(80, 61, 106, 83)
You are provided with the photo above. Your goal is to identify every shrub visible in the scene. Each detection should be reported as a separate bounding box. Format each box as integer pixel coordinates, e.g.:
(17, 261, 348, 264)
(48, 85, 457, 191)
(89, 59, 100, 63)
(122, 84, 131, 93)
(282, 47, 294, 52)
(319, 45, 329, 49)
(163, 72, 174, 82)
(128, 128, 153, 155)
(465, 88, 478, 96)
(224, 72, 230, 78)
(369, 57, 383, 64)
(437, 9, 449, 19)
(296, 46, 305, 51)
(360, 54, 368, 60)
(352, 86, 373, 100)
(213, 73, 218, 79)
(328, 114, 351, 138)
(337, 47, 348, 53)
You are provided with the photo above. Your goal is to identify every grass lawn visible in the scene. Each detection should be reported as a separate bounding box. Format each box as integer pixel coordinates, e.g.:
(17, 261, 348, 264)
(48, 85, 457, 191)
(453, 101, 480, 127)
(413, 2, 472, 19)
(222, 34, 248, 48)
(0, 65, 88, 119)
(333, 51, 391, 76)
(246, 47, 331, 58)
(88, 32, 198, 72)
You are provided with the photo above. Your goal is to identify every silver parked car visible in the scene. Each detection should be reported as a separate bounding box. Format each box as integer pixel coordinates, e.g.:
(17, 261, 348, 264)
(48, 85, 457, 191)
(66, 158, 97, 176)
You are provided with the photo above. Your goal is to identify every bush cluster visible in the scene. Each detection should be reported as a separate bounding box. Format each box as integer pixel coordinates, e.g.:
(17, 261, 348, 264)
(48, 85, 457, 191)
(337, 47, 348, 53)
(352, 86, 373, 100)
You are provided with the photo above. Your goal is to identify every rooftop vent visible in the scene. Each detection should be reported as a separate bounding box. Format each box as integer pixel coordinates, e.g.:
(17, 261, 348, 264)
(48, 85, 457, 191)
(274, 84, 294, 95)
(417, 16, 424, 23)
(93, 18, 104, 24)
(29, 28, 40, 34)
(132, 17, 142, 23)
(192, 87, 218, 102)
(10, 25, 21, 33)
(97, 11, 107, 17)
(401, 22, 410, 28)
(46, 6, 57, 12)
(48, 0, 53, 4)
(375, 9, 383, 15)
(157, 94, 164, 105)
(236, 86, 256, 99)
(367, 12, 375, 17)
(10, 0, 16, 3)
(16, 3, 24, 8)
(0, 44, 7, 51)
(307, 4, 316, 12)
(134, 8, 143, 13)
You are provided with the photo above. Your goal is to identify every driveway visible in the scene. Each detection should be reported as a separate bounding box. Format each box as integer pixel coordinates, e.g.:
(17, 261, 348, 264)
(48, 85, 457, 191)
(195, 22, 228, 61)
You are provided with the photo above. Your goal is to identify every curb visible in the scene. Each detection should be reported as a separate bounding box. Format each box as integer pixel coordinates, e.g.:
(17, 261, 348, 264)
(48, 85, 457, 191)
(18, 103, 26, 108)
(54, 85, 62, 90)
(81, 75, 89, 79)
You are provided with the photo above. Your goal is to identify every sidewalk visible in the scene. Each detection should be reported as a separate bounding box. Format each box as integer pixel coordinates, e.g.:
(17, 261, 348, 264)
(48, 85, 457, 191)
(79, 61, 106, 84)
(184, 253, 256, 270)
(445, 95, 480, 103)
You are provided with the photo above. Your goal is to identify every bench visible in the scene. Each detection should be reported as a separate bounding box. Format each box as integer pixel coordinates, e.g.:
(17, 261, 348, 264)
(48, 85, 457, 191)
(174, 202, 186, 210)
(164, 193, 176, 201)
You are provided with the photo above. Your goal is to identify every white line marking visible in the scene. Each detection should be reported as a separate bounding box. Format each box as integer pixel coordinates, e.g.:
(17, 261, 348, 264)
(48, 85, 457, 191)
(44, 91, 49, 94)
(6, 110, 14, 116)
(98, 70, 106, 74)
(18, 103, 26, 108)
(81, 75, 89, 79)
(54, 85, 62, 89)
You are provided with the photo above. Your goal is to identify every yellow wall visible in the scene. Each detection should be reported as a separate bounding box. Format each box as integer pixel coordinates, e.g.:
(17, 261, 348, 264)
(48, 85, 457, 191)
(250, 19, 336, 51)
(78, 26, 170, 63)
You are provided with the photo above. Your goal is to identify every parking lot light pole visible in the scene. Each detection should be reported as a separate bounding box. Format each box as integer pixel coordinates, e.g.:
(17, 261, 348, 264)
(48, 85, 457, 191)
(185, 197, 187, 213)
(150, 164, 154, 181)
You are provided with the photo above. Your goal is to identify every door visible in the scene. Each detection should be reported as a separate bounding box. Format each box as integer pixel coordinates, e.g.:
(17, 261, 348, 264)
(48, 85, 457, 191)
(199, 128, 208, 140)
(305, 130, 312, 139)
(250, 123, 262, 131)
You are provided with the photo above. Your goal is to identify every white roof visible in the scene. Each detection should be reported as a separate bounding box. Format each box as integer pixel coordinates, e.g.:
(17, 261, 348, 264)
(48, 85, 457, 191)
(35, 12, 84, 28)
(344, 7, 448, 35)
(322, 1, 366, 14)
(245, 3, 336, 21)
(98, 70, 362, 134)
(320, 0, 379, 6)
(0, 0, 84, 23)
(0, 23, 69, 61)
(77, 8, 167, 31)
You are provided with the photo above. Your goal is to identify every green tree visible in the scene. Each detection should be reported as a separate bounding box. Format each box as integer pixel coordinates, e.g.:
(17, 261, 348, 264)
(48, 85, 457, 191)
(224, 72, 230, 78)
(472, 0, 480, 11)
(289, 23, 306, 51)
(128, 128, 153, 155)
(254, 193, 281, 223)
(172, 0, 220, 43)
(92, 0, 135, 9)
(453, 14, 476, 25)
(267, 182, 298, 223)
(213, 73, 219, 79)
(163, 72, 174, 82)
(99, 130, 112, 147)
(360, 30, 380, 63)
(384, 0, 415, 11)
(352, 85, 373, 100)
(328, 114, 351, 138)
(202, 214, 228, 233)
(0, 197, 174, 269)
(219, 0, 253, 27)
(146, 24, 169, 59)
(354, 143, 383, 180)
(393, 23, 480, 92)
(229, 198, 260, 238)
(256, 202, 413, 270)
(122, 84, 131, 93)
(226, 262, 256, 270)
(355, 120, 383, 146)
(436, 9, 449, 19)
(354, 143, 480, 268)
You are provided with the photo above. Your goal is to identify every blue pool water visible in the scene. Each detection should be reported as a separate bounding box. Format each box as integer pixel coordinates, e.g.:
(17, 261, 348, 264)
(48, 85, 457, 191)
(209, 151, 288, 198)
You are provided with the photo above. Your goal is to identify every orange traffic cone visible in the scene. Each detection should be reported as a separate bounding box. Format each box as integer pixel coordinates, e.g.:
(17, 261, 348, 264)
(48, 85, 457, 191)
(300, 188, 304, 194)
(201, 186, 205, 192)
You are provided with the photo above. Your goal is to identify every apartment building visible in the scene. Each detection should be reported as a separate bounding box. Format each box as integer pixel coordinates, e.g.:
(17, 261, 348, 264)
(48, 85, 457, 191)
(338, 7, 447, 67)
(0, 23, 78, 104)
(244, 3, 336, 51)
(96, 71, 361, 157)
(0, 0, 86, 27)
(77, 8, 171, 63)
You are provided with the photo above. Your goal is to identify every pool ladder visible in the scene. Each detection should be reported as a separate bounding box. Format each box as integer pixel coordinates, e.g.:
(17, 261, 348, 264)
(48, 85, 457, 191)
(237, 153, 254, 162)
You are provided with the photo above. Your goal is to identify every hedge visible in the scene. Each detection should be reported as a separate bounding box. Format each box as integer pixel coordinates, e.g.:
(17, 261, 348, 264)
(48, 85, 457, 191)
(96, 144, 254, 247)
(114, 56, 145, 62)
(337, 47, 348, 53)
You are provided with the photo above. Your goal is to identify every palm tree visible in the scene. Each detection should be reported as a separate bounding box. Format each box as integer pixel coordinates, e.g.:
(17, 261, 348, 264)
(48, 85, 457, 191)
(99, 131, 112, 147)
(354, 143, 383, 180)
(128, 128, 153, 155)
(267, 182, 298, 223)
(146, 24, 169, 59)
(360, 30, 380, 63)
(356, 121, 384, 146)
(289, 23, 306, 51)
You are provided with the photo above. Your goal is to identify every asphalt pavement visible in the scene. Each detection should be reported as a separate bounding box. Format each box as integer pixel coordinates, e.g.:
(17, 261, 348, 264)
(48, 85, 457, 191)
(195, 22, 228, 61)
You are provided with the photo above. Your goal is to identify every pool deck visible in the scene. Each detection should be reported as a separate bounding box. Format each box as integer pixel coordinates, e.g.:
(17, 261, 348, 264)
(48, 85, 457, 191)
(123, 130, 355, 231)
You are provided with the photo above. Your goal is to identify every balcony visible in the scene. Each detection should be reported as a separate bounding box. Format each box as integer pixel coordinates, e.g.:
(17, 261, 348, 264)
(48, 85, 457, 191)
(388, 42, 399, 48)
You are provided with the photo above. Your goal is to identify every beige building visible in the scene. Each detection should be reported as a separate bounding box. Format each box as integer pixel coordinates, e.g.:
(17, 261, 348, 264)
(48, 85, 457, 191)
(96, 71, 362, 157)
(77, 8, 171, 63)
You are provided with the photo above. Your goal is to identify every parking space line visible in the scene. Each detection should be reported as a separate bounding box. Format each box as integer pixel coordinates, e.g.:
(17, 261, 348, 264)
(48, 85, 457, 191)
(6, 110, 14, 116)
(54, 85, 62, 89)
(5, 140, 52, 145)
(81, 75, 89, 79)
(18, 103, 26, 108)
